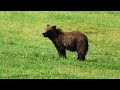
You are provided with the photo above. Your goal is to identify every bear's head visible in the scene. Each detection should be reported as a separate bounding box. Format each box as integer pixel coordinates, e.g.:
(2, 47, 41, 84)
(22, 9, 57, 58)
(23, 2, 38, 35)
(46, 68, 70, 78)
(42, 25, 62, 39)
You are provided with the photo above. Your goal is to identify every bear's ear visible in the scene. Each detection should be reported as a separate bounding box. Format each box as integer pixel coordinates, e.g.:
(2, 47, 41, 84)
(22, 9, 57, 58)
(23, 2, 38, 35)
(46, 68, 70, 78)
(52, 25, 56, 29)
(47, 24, 50, 27)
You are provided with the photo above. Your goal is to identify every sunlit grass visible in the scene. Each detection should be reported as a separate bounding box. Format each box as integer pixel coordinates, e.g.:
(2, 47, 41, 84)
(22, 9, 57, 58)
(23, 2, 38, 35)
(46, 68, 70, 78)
(0, 11, 120, 79)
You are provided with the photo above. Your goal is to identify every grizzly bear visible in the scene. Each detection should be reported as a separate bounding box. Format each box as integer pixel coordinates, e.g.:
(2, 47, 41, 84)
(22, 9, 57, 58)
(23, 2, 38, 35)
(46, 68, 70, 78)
(42, 25, 88, 61)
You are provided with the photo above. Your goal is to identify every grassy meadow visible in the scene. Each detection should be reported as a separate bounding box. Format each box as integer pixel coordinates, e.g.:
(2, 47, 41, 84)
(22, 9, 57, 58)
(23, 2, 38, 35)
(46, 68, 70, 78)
(0, 11, 120, 79)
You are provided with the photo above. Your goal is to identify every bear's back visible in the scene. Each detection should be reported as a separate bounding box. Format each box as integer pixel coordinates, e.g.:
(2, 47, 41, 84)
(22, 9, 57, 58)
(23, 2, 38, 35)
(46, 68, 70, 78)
(62, 31, 87, 51)
(63, 31, 87, 41)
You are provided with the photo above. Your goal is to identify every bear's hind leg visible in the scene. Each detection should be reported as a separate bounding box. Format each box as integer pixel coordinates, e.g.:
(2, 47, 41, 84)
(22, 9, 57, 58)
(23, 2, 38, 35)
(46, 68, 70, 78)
(77, 40, 88, 61)
(78, 52, 85, 61)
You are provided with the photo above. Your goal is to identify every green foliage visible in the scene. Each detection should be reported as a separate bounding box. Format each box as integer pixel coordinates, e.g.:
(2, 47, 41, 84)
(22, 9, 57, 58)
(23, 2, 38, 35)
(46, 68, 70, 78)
(0, 11, 120, 79)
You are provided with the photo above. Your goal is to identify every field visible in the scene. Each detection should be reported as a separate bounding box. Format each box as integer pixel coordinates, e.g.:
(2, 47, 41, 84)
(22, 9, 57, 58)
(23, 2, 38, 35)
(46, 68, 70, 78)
(0, 11, 120, 79)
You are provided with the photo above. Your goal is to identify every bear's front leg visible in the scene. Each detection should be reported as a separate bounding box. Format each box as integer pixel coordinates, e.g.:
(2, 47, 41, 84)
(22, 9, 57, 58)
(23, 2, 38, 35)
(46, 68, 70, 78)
(57, 47, 66, 58)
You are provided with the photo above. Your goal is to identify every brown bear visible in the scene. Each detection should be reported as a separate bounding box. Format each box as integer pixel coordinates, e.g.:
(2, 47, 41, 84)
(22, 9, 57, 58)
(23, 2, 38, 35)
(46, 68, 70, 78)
(42, 25, 88, 61)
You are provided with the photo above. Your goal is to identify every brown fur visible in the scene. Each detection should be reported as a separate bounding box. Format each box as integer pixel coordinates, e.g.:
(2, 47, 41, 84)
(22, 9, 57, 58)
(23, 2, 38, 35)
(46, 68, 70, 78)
(42, 25, 88, 61)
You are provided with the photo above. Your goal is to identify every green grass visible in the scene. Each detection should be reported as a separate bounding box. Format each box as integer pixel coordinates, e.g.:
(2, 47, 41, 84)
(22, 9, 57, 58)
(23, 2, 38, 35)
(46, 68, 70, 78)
(0, 11, 120, 79)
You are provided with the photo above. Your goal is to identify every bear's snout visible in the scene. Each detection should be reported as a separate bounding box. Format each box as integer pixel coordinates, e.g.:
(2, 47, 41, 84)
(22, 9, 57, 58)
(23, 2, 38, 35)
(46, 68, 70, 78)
(42, 32, 47, 37)
(42, 32, 45, 35)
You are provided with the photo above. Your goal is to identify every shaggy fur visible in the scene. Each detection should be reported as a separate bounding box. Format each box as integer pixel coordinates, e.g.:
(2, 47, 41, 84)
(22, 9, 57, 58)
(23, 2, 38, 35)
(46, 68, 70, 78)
(42, 25, 88, 61)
